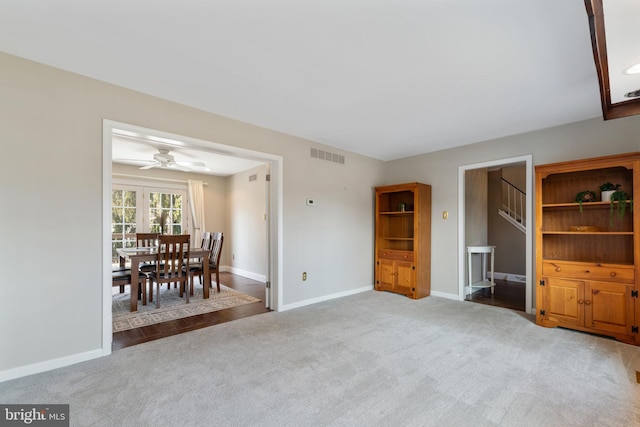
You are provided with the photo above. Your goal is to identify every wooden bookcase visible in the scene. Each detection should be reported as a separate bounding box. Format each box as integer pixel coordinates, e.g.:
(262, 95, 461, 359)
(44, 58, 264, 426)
(535, 152, 640, 345)
(375, 182, 431, 299)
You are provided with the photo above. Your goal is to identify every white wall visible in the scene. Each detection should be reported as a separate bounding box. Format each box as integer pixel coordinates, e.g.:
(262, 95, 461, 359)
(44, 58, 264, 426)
(465, 168, 488, 247)
(226, 164, 269, 281)
(0, 52, 385, 380)
(3, 48, 640, 381)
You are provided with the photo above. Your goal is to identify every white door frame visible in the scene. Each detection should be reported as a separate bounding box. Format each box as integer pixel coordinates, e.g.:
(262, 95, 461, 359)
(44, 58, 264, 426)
(101, 120, 283, 355)
(457, 154, 534, 314)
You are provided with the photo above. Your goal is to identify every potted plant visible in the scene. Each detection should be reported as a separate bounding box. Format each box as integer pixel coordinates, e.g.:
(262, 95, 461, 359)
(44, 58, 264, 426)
(599, 182, 620, 202)
(575, 190, 596, 213)
(609, 189, 633, 225)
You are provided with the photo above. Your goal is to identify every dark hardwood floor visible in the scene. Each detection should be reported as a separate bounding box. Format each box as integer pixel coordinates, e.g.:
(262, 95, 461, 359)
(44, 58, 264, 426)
(465, 279, 525, 312)
(112, 272, 271, 351)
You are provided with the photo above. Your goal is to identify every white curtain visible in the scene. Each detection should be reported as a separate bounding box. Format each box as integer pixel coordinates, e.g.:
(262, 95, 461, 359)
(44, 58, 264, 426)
(188, 179, 205, 239)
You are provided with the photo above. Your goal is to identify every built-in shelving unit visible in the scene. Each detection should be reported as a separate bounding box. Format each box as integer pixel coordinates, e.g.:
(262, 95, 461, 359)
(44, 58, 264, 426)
(535, 152, 640, 345)
(375, 182, 431, 299)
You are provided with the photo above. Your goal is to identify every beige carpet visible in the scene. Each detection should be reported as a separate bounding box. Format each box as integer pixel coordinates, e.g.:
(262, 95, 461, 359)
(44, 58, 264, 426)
(3, 291, 640, 426)
(112, 283, 261, 332)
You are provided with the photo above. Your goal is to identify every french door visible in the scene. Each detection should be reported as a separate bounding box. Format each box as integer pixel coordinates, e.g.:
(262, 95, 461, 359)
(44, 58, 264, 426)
(111, 184, 188, 263)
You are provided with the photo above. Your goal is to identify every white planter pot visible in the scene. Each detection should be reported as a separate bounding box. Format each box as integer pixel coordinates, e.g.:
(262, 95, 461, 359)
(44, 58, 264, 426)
(601, 190, 616, 202)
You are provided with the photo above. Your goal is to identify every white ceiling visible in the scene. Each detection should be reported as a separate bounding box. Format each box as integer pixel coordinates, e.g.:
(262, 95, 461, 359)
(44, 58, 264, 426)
(0, 1, 627, 162)
(111, 129, 266, 177)
(603, 0, 640, 103)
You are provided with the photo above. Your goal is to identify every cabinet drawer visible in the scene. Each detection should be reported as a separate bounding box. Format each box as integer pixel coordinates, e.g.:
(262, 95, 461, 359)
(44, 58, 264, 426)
(542, 261, 634, 284)
(377, 250, 414, 262)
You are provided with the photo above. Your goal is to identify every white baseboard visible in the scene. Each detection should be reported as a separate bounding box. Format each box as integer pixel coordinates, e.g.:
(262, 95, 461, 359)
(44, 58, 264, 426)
(0, 348, 104, 383)
(430, 290, 459, 300)
(222, 266, 266, 283)
(280, 285, 373, 311)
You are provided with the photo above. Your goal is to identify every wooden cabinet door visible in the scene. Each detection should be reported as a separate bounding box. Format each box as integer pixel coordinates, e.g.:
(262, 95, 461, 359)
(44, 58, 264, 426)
(585, 281, 634, 336)
(394, 261, 415, 295)
(376, 258, 395, 291)
(545, 277, 584, 328)
(376, 259, 416, 296)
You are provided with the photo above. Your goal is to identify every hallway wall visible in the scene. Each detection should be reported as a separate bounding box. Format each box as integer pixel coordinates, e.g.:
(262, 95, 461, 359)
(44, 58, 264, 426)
(488, 167, 526, 276)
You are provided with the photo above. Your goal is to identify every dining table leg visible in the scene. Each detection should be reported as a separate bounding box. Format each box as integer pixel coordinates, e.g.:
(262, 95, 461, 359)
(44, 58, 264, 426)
(129, 257, 139, 312)
(203, 258, 210, 299)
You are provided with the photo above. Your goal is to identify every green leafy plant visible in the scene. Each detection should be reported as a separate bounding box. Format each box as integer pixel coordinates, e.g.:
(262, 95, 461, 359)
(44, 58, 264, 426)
(609, 190, 633, 225)
(575, 190, 596, 213)
(599, 182, 620, 192)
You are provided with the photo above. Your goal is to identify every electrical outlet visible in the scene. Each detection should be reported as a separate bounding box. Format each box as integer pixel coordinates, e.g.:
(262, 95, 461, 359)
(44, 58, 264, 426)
(302, 272, 307, 281)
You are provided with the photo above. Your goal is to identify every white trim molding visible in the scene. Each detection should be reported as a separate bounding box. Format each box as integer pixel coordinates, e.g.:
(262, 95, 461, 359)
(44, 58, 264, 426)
(458, 154, 533, 314)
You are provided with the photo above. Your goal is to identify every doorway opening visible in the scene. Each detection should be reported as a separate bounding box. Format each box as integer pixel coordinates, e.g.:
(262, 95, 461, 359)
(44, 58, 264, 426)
(102, 120, 283, 354)
(458, 155, 533, 314)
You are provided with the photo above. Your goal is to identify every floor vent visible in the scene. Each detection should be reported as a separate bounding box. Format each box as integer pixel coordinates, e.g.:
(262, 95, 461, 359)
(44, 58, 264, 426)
(311, 148, 345, 165)
(249, 174, 257, 182)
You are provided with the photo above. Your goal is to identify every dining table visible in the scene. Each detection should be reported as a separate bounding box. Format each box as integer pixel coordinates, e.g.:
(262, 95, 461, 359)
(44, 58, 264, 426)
(117, 246, 211, 312)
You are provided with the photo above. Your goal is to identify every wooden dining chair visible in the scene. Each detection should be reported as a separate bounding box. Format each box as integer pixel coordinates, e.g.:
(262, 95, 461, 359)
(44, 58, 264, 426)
(112, 268, 147, 306)
(186, 232, 223, 294)
(195, 231, 211, 284)
(136, 233, 159, 248)
(136, 232, 160, 278)
(147, 234, 190, 308)
(199, 231, 211, 250)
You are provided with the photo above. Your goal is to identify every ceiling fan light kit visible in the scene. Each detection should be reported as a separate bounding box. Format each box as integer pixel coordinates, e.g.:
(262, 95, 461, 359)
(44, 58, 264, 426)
(625, 62, 640, 75)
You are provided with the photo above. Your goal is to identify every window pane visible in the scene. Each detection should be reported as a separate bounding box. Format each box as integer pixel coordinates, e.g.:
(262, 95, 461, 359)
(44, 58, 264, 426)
(124, 190, 136, 207)
(161, 194, 171, 208)
(112, 188, 137, 263)
(150, 208, 159, 223)
(149, 193, 158, 209)
(124, 207, 136, 223)
(112, 207, 123, 224)
(112, 190, 123, 206)
(147, 190, 184, 236)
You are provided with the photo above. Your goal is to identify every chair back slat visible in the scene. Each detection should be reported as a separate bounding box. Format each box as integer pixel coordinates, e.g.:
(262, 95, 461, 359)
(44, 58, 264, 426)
(200, 231, 211, 250)
(208, 232, 224, 268)
(136, 233, 159, 248)
(156, 234, 190, 281)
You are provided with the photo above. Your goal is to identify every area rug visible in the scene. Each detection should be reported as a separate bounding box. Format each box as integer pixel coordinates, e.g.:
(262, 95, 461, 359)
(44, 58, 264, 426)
(112, 283, 261, 333)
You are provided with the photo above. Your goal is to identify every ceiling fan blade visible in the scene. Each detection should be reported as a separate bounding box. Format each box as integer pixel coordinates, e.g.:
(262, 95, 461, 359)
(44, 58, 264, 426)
(113, 158, 155, 164)
(139, 164, 158, 170)
(176, 161, 207, 167)
(168, 163, 192, 172)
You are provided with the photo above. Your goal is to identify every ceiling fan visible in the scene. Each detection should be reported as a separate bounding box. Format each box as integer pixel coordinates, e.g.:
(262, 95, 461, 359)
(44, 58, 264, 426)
(119, 148, 207, 172)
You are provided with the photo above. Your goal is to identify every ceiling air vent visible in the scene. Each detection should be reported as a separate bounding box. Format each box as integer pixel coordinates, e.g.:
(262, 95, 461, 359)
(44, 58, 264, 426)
(310, 148, 345, 165)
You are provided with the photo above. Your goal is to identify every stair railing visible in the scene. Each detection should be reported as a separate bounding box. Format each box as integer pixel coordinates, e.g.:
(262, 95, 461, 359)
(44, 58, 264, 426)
(500, 178, 526, 232)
